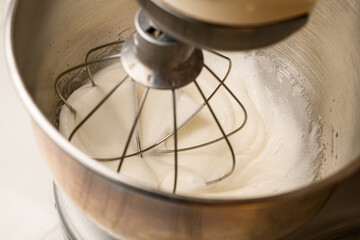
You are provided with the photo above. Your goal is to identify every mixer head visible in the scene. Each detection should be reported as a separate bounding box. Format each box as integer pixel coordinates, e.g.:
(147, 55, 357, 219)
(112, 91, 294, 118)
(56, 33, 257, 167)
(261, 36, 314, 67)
(136, 0, 314, 50)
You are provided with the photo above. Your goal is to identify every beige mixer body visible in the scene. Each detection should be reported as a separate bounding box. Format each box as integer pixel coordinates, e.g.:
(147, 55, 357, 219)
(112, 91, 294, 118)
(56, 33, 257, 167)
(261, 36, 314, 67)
(6, 0, 360, 239)
(158, 0, 316, 26)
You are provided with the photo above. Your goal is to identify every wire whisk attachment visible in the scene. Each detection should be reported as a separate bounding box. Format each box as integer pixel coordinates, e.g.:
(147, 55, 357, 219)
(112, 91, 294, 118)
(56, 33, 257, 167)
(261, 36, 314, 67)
(56, 16, 247, 193)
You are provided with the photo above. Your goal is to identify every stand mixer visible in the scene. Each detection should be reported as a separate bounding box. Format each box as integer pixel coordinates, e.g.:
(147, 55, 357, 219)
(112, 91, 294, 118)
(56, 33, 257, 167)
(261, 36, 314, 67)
(7, 0, 360, 239)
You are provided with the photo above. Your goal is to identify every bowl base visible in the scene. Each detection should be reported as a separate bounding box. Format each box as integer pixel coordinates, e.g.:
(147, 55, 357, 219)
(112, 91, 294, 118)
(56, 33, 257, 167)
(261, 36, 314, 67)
(54, 184, 118, 240)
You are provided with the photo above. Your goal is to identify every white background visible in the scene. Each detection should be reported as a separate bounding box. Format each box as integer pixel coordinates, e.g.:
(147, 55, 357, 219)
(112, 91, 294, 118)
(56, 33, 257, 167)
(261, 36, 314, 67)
(0, 1, 62, 239)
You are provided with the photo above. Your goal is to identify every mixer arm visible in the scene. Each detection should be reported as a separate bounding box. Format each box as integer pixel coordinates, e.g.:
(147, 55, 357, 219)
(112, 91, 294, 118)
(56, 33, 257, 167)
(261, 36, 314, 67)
(137, 0, 316, 50)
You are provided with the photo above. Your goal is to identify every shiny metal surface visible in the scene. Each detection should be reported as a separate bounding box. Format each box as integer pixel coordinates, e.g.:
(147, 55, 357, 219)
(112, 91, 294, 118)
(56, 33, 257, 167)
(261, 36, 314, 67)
(121, 9, 203, 89)
(54, 184, 117, 240)
(282, 170, 360, 240)
(5, 0, 360, 239)
(54, 171, 360, 240)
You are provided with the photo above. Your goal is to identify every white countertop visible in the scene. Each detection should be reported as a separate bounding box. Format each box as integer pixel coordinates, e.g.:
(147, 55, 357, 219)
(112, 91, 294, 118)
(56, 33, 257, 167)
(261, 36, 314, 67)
(0, 1, 62, 239)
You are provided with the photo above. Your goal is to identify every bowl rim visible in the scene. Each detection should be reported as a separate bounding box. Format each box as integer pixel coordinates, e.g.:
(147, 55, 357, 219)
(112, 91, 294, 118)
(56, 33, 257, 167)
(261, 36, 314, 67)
(5, 0, 360, 205)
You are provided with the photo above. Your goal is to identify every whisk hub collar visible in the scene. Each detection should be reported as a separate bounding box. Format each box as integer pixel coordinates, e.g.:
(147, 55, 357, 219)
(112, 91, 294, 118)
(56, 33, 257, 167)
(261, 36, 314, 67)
(121, 10, 204, 89)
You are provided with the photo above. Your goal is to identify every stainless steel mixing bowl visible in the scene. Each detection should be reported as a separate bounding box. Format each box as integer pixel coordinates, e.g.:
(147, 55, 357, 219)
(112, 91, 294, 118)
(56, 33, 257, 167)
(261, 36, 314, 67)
(5, 0, 360, 239)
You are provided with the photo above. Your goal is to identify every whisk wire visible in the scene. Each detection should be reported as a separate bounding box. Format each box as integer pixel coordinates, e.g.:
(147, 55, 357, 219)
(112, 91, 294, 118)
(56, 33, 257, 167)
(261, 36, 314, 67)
(68, 74, 129, 141)
(193, 80, 236, 185)
(131, 80, 143, 158)
(85, 40, 124, 87)
(94, 50, 239, 160)
(204, 64, 248, 131)
(172, 89, 178, 193)
(117, 87, 150, 172)
(55, 54, 121, 114)
(156, 64, 247, 154)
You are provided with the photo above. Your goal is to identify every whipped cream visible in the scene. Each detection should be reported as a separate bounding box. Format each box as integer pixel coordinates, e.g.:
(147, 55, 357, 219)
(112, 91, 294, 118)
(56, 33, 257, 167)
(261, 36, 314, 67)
(59, 51, 321, 198)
